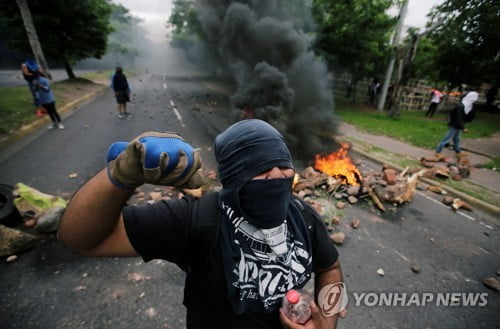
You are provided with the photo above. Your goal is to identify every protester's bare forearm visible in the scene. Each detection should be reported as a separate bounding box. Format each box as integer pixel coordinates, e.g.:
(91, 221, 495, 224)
(315, 261, 343, 329)
(58, 168, 133, 252)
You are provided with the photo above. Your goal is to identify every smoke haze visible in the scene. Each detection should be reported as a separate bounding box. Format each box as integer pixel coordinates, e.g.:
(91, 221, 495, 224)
(194, 0, 339, 159)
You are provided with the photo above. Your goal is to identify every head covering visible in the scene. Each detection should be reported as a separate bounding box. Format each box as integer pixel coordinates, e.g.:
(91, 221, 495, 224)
(461, 91, 479, 114)
(215, 119, 294, 228)
(215, 119, 293, 188)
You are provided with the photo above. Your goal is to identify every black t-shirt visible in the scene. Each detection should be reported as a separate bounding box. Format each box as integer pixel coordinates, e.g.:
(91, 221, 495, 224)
(123, 195, 338, 329)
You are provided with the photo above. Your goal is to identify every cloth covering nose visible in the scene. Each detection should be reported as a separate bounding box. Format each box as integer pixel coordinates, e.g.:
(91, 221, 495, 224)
(214, 119, 293, 188)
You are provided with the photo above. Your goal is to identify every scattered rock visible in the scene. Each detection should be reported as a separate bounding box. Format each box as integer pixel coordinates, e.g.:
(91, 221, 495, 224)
(442, 196, 454, 205)
(451, 198, 473, 211)
(334, 193, 343, 199)
(383, 169, 397, 185)
(376, 268, 385, 276)
(0, 225, 38, 257)
(347, 196, 358, 204)
(484, 231, 490, 237)
(207, 170, 217, 180)
(36, 206, 65, 233)
(336, 202, 346, 210)
(23, 219, 37, 228)
(482, 277, 500, 291)
(429, 237, 435, 244)
(351, 219, 360, 229)
(411, 264, 421, 273)
(347, 186, 360, 196)
(331, 232, 345, 245)
(148, 192, 163, 202)
(6, 255, 17, 263)
(128, 272, 146, 282)
(331, 216, 341, 225)
(309, 200, 324, 216)
(427, 185, 447, 194)
(416, 183, 428, 191)
(68, 173, 78, 179)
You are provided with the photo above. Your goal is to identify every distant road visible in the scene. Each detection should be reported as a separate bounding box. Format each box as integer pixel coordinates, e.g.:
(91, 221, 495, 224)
(0, 69, 96, 88)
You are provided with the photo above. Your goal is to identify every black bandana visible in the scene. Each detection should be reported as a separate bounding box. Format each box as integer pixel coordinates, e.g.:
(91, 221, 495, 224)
(214, 120, 313, 314)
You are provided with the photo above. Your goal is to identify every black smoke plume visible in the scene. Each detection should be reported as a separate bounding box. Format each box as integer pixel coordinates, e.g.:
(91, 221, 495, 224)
(195, 0, 339, 159)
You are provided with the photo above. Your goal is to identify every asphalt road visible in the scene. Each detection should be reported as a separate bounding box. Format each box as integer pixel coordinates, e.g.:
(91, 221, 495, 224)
(0, 48, 498, 328)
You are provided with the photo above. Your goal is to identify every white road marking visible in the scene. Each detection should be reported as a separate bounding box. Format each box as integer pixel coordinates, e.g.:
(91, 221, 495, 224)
(169, 100, 176, 107)
(163, 83, 167, 89)
(416, 191, 492, 229)
(172, 108, 186, 127)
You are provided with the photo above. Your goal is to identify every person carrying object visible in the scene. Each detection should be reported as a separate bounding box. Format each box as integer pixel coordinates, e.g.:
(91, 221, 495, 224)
(435, 91, 478, 159)
(58, 119, 345, 329)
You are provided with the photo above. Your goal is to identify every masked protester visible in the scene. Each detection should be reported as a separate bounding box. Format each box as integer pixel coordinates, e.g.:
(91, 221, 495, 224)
(59, 119, 344, 329)
(435, 92, 478, 160)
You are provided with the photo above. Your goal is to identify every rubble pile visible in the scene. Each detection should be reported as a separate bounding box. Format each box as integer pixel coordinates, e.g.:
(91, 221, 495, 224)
(293, 164, 420, 214)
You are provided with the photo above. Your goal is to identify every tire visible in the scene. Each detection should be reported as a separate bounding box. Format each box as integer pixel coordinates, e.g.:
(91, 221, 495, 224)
(0, 184, 22, 227)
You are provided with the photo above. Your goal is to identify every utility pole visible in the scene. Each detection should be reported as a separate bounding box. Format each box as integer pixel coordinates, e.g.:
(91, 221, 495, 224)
(377, 0, 408, 111)
(16, 0, 52, 79)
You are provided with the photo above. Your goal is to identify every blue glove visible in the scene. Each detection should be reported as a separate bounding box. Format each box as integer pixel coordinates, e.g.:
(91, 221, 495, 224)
(106, 131, 203, 189)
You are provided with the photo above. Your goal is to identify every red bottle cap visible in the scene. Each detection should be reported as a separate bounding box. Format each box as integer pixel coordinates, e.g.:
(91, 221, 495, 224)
(286, 290, 300, 304)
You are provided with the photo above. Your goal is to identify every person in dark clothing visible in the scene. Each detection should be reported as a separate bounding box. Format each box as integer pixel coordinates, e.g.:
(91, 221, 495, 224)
(485, 84, 497, 111)
(435, 91, 478, 158)
(111, 67, 131, 119)
(58, 119, 345, 329)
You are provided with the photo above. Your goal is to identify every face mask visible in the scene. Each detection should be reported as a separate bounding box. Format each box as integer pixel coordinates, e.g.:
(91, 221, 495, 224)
(239, 176, 293, 229)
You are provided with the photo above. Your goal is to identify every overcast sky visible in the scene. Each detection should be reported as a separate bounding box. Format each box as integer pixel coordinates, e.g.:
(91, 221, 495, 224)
(113, 0, 443, 40)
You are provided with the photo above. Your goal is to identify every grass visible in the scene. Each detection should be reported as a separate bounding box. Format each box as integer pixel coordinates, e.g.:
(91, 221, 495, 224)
(335, 97, 500, 150)
(0, 77, 105, 138)
(482, 157, 500, 171)
(0, 86, 35, 135)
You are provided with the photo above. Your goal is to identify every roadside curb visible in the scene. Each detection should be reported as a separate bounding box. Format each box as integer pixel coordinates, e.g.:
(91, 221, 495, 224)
(0, 85, 108, 150)
(351, 145, 500, 217)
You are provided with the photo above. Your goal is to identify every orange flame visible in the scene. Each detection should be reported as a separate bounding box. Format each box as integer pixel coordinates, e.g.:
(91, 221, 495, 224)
(314, 143, 362, 186)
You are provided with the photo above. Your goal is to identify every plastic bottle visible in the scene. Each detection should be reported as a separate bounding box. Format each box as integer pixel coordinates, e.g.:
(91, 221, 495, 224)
(281, 289, 313, 324)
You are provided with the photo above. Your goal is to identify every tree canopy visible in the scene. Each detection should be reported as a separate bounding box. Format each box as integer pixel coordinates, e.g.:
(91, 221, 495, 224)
(426, 0, 500, 87)
(107, 3, 142, 65)
(311, 0, 396, 81)
(0, 0, 113, 78)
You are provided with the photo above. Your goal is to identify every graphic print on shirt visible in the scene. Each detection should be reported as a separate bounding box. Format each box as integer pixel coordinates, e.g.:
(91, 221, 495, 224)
(221, 202, 312, 311)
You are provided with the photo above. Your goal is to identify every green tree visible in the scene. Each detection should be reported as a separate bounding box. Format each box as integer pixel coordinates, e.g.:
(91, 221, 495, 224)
(0, 0, 113, 78)
(107, 4, 142, 66)
(311, 0, 396, 84)
(427, 0, 500, 88)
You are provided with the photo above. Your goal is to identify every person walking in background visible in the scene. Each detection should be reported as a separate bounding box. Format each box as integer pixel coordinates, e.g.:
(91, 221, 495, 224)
(434, 91, 478, 159)
(425, 88, 443, 117)
(111, 67, 131, 119)
(368, 77, 380, 106)
(33, 75, 64, 130)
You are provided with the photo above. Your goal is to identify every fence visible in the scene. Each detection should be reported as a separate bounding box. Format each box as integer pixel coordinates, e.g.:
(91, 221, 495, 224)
(332, 76, 465, 112)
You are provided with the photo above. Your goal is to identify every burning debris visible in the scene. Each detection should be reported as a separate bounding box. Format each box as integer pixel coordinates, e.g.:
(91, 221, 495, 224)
(292, 144, 476, 214)
(293, 144, 421, 213)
